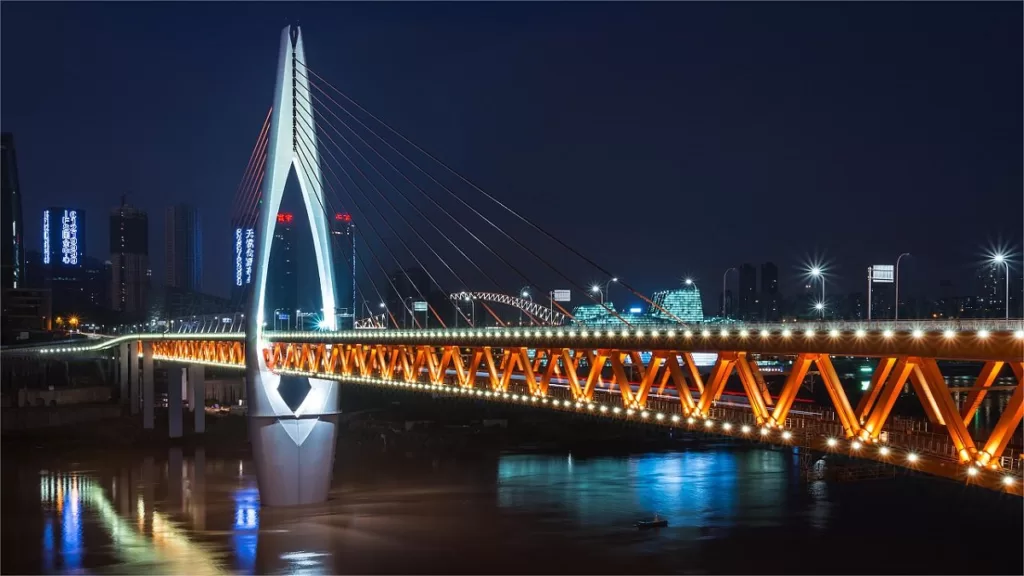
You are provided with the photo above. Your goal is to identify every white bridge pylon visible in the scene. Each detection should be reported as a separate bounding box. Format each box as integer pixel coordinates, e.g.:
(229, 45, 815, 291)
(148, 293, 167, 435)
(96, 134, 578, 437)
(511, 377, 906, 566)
(245, 25, 340, 507)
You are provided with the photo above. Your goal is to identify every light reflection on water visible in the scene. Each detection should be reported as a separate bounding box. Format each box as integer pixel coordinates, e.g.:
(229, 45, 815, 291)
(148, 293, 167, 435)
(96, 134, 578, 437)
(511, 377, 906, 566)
(5, 445, 1021, 575)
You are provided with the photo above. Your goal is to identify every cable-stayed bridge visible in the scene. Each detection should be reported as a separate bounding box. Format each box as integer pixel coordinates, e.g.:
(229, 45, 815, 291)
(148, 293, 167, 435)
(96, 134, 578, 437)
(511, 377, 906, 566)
(4, 26, 1023, 504)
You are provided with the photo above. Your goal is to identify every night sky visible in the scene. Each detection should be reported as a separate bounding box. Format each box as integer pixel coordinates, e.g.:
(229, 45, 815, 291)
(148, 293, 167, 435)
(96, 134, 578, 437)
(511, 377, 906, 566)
(2, 2, 1021, 308)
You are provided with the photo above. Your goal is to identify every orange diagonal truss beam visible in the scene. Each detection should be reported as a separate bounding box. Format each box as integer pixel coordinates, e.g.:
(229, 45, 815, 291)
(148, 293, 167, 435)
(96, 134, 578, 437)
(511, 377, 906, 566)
(253, 340, 1023, 472)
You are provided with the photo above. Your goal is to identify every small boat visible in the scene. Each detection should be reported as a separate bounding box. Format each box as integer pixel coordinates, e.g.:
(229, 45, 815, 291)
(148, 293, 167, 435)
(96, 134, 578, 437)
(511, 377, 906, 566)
(635, 513, 669, 529)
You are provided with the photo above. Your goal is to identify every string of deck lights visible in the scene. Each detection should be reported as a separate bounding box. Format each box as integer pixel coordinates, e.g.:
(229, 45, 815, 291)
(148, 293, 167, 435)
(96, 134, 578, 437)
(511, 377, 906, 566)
(19, 323, 1023, 357)
(263, 325, 1024, 341)
(275, 366, 1019, 490)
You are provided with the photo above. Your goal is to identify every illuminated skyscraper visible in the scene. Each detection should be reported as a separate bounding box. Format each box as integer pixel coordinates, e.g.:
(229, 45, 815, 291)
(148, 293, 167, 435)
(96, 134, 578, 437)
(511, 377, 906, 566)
(267, 212, 298, 323)
(109, 197, 149, 317)
(165, 204, 202, 291)
(1, 133, 25, 290)
(331, 212, 355, 329)
(42, 207, 85, 268)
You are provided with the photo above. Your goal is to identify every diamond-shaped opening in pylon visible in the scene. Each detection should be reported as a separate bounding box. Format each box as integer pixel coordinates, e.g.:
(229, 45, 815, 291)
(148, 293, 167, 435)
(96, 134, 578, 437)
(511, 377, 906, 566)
(277, 375, 312, 413)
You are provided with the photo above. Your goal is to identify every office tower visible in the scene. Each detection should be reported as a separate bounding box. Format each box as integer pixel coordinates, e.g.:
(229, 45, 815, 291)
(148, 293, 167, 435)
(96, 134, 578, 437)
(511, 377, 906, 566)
(109, 197, 149, 317)
(761, 262, 779, 320)
(331, 212, 355, 329)
(165, 204, 202, 291)
(978, 263, 1005, 318)
(1, 133, 25, 290)
(267, 212, 298, 326)
(738, 263, 757, 318)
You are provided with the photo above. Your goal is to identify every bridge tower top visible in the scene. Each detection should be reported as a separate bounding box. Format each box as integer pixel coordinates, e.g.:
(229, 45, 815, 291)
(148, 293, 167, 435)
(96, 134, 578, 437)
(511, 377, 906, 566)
(250, 25, 337, 335)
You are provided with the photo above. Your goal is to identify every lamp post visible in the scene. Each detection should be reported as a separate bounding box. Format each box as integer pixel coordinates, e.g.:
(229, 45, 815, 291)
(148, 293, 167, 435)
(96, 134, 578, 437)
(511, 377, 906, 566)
(604, 277, 618, 306)
(463, 294, 476, 327)
(810, 267, 825, 318)
(894, 252, 911, 321)
(520, 288, 532, 326)
(591, 285, 604, 305)
(992, 253, 1010, 319)
(404, 297, 414, 329)
(722, 268, 736, 317)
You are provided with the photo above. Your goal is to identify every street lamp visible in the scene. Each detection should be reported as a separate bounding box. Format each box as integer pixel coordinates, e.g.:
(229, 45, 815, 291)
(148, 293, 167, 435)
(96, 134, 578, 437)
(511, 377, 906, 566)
(895, 252, 911, 321)
(722, 268, 737, 317)
(462, 293, 476, 326)
(684, 278, 694, 286)
(992, 253, 1010, 319)
(809, 266, 825, 318)
(591, 284, 604, 305)
(604, 277, 618, 306)
(520, 288, 532, 326)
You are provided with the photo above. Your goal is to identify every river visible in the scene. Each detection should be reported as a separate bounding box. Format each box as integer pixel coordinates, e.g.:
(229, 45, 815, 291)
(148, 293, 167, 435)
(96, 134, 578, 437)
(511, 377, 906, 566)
(2, 443, 1021, 575)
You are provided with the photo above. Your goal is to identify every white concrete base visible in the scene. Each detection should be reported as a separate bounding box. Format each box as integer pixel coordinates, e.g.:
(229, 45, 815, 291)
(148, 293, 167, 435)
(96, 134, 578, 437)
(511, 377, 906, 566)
(249, 414, 339, 506)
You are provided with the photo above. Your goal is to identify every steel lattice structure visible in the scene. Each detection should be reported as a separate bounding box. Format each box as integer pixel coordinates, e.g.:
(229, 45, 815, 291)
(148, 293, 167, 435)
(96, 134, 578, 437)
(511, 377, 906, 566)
(449, 291, 570, 325)
(10, 324, 1024, 493)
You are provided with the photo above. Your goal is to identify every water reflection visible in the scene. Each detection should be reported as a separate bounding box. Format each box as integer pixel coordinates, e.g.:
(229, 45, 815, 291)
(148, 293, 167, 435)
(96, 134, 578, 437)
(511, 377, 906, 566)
(233, 486, 259, 573)
(8, 444, 1022, 575)
(34, 454, 228, 574)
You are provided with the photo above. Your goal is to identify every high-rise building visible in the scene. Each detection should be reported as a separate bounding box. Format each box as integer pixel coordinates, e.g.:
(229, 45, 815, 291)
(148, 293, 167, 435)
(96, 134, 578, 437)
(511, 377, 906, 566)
(42, 207, 85, 268)
(1, 133, 25, 290)
(760, 262, 780, 320)
(165, 204, 202, 291)
(267, 212, 298, 326)
(231, 219, 257, 304)
(761, 262, 778, 295)
(738, 263, 757, 318)
(331, 212, 355, 329)
(109, 197, 149, 317)
(977, 263, 1005, 318)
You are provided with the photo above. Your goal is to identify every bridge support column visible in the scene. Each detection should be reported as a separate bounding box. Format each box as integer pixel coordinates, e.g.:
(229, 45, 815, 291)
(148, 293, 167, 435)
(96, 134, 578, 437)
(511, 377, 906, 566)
(189, 365, 206, 434)
(129, 341, 140, 416)
(244, 25, 341, 507)
(118, 343, 129, 405)
(142, 342, 154, 429)
(168, 365, 184, 439)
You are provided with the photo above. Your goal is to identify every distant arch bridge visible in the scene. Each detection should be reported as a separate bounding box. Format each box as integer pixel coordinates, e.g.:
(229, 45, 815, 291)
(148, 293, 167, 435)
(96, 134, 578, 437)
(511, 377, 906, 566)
(449, 291, 571, 326)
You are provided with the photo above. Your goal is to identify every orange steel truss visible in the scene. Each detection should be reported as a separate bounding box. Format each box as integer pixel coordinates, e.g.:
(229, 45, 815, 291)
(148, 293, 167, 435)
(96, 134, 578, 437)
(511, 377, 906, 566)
(151, 339, 245, 367)
(262, 341, 1024, 471)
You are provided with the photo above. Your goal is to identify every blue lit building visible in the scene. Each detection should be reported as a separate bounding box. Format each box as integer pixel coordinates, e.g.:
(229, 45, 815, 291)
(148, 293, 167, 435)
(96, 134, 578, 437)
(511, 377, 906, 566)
(571, 285, 704, 327)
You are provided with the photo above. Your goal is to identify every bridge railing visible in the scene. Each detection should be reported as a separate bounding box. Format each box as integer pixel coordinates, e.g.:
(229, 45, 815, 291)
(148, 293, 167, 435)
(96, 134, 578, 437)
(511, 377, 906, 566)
(111, 316, 1024, 337)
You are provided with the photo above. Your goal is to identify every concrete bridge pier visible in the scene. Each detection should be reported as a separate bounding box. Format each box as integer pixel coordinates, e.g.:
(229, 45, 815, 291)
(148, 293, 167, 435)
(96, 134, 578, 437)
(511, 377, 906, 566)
(128, 341, 140, 415)
(168, 365, 184, 438)
(188, 364, 205, 433)
(142, 342, 154, 429)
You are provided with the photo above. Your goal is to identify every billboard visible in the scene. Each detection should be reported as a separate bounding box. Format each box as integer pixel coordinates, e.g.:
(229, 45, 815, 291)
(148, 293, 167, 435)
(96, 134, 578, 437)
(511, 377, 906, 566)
(413, 301, 428, 312)
(871, 265, 894, 283)
(234, 227, 257, 287)
(43, 208, 84, 267)
(551, 289, 571, 302)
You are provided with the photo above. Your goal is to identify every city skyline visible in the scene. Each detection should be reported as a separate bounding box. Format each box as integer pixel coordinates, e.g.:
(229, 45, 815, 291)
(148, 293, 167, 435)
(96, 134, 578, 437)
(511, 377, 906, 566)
(1, 3, 1020, 303)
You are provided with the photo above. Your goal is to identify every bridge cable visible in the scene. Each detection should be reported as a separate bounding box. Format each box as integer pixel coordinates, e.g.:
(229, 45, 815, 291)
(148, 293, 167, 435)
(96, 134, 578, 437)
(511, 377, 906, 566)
(227, 111, 272, 313)
(300, 69, 631, 327)
(301, 68, 654, 314)
(293, 133, 422, 329)
(292, 81, 510, 301)
(291, 142, 401, 329)
(295, 119, 453, 329)
(295, 89, 474, 326)
(295, 133, 438, 329)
